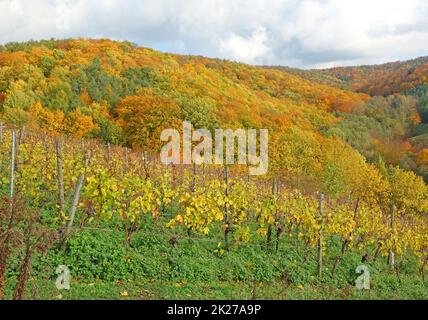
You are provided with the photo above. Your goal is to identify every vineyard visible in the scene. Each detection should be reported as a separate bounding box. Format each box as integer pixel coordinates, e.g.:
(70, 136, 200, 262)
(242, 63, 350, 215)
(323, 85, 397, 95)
(0, 123, 427, 300)
(0, 39, 427, 300)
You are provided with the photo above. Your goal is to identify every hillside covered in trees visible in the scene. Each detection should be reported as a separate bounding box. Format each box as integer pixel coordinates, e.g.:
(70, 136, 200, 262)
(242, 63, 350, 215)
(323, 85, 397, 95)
(0, 38, 368, 144)
(0, 39, 427, 181)
(272, 57, 428, 181)
(0, 39, 427, 300)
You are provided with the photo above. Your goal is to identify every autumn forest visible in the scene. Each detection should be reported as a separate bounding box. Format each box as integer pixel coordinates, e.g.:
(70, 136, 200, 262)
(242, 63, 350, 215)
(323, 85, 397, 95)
(0, 39, 427, 300)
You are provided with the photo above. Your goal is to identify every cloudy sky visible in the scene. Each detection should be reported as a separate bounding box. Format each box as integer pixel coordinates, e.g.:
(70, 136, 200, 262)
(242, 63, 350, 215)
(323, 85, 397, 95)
(1, 0, 428, 69)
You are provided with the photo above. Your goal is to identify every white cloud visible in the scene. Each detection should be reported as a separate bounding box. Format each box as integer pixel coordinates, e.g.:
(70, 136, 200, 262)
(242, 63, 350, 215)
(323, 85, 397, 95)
(0, 0, 427, 68)
(220, 27, 269, 64)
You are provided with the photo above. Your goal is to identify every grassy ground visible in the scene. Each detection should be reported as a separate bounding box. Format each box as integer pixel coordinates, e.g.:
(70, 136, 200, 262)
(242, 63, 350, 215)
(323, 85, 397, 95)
(4, 221, 428, 300)
(4, 276, 428, 300)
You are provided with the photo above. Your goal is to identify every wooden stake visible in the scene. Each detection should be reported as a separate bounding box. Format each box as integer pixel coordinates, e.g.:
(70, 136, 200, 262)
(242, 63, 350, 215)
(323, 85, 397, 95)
(388, 204, 396, 270)
(143, 151, 149, 178)
(18, 126, 25, 145)
(106, 142, 111, 162)
(267, 177, 278, 248)
(224, 166, 230, 251)
(63, 151, 91, 242)
(191, 162, 198, 192)
(0, 122, 3, 169)
(10, 131, 16, 200)
(224, 166, 229, 195)
(317, 192, 324, 278)
(0, 121, 3, 144)
(56, 139, 65, 216)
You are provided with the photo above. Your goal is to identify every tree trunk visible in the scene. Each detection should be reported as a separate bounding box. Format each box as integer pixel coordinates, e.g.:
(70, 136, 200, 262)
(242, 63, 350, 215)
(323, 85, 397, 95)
(1, 132, 17, 300)
(13, 224, 33, 300)
(224, 227, 231, 251)
(421, 257, 427, 282)
(331, 239, 350, 277)
(267, 177, 278, 249)
(266, 224, 273, 248)
(0, 245, 10, 300)
(372, 242, 383, 261)
(275, 227, 283, 254)
(332, 199, 359, 276)
(302, 238, 310, 263)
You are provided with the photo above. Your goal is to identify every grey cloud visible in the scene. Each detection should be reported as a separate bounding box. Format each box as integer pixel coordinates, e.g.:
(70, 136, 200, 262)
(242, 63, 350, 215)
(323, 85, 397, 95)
(270, 36, 369, 68)
(0, 0, 427, 68)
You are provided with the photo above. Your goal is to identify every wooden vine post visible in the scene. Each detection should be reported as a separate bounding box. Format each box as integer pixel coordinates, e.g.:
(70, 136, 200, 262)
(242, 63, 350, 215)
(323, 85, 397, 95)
(106, 142, 111, 162)
(10, 131, 16, 213)
(55, 138, 65, 217)
(143, 150, 149, 178)
(62, 151, 92, 242)
(317, 192, 324, 278)
(191, 162, 198, 192)
(274, 177, 283, 254)
(388, 204, 396, 270)
(0, 121, 3, 170)
(0, 130, 16, 300)
(267, 176, 278, 248)
(224, 165, 230, 251)
(13, 126, 25, 173)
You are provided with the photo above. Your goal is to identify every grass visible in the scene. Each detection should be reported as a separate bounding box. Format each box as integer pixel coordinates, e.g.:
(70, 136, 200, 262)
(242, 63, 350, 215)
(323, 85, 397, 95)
(1, 185, 426, 301)
(4, 221, 428, 300)
(5, 276, 427, 300)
